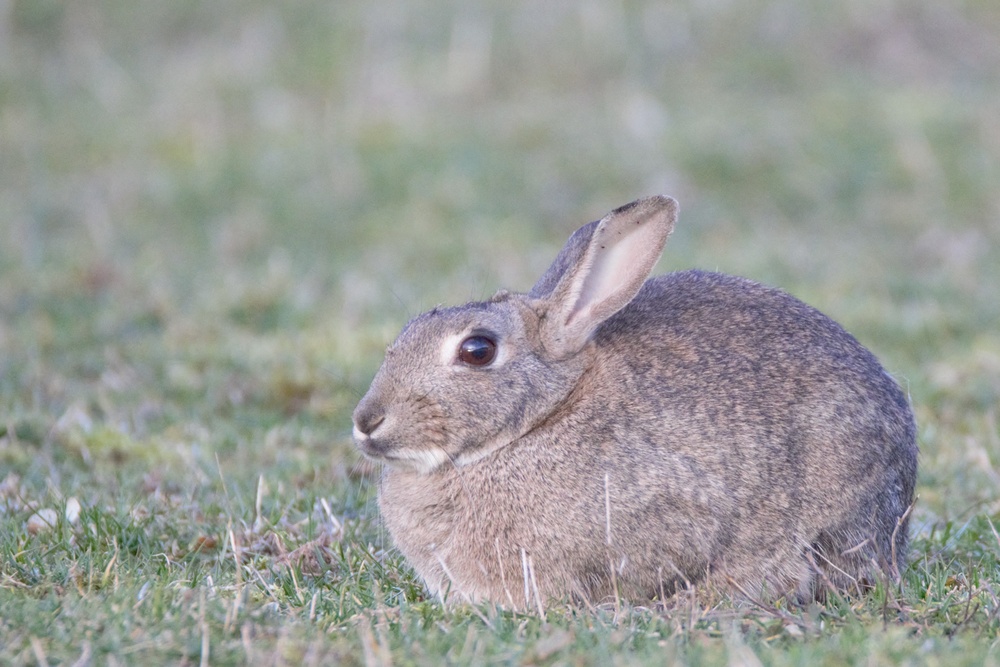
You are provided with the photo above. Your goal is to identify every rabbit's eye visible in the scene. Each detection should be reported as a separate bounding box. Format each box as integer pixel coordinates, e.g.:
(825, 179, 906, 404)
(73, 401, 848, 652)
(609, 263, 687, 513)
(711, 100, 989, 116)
(458, 336, 497, 366)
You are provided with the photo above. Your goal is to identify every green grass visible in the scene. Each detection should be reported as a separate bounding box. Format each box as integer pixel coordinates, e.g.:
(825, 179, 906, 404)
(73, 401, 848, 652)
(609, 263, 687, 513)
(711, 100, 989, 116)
(2, 0, 1000, 663)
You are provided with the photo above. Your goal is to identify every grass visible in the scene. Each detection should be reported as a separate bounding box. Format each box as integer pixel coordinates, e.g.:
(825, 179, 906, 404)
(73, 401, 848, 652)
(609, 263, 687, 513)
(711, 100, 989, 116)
(2, 0, 1000, 663)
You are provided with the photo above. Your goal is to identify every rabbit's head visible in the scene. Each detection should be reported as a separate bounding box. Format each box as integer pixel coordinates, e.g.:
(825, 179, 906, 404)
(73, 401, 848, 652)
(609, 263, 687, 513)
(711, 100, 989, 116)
(353, 196, 678, 473)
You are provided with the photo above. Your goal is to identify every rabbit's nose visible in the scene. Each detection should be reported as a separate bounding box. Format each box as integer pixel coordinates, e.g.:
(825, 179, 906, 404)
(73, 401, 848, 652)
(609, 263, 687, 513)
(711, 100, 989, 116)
(352, 406, 385, 439)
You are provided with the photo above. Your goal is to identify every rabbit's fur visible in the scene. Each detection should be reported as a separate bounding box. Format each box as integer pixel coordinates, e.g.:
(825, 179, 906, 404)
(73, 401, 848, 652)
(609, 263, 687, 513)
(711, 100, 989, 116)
(353, 196, 917, 608)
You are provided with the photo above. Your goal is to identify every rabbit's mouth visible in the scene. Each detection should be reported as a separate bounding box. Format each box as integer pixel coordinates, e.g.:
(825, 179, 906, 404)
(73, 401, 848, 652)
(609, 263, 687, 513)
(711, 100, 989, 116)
(357, 435, 451, 474)
(354, 433, 395, 461)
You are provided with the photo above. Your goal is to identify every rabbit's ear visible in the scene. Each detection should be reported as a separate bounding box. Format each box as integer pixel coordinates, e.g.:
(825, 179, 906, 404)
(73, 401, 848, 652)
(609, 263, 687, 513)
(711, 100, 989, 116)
(528, 220, 600, 299)
(536, 196, 677, 358)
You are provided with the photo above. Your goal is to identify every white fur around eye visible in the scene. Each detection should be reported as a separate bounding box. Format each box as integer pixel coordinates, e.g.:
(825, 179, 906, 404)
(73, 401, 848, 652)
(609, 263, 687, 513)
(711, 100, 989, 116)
(439, 332, 466, 365)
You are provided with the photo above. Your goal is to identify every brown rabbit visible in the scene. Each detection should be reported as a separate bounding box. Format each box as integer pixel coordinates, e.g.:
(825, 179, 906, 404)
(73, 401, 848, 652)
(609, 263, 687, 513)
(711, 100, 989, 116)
(352, 196, 917, 608)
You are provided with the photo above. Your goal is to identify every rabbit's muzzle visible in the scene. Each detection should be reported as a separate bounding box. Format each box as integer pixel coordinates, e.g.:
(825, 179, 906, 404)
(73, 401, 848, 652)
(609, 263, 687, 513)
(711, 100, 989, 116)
(352, 394, 454, 473)
(353, 409, 384, 440)
(352, 397, 390, 456)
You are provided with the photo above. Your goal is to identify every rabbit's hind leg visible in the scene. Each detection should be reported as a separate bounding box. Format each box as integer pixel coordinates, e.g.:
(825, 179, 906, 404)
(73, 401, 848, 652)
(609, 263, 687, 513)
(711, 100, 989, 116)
(711, 544, 816, 605)
(806, 528, 887, 600)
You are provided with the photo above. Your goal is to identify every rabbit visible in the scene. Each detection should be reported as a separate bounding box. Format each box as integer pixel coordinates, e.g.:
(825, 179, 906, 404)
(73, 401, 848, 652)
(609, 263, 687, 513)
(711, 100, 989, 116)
(352, 195, 917, 609)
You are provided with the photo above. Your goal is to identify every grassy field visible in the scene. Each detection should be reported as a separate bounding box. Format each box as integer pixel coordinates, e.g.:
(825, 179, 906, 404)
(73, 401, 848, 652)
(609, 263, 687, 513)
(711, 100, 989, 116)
(2, 0, 1000, 663)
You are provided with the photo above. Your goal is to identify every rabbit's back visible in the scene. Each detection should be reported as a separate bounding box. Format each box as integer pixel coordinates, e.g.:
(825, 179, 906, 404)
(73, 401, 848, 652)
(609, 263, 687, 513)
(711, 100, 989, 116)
(588, 269, 917, 591)
(604, 268, 915, 487)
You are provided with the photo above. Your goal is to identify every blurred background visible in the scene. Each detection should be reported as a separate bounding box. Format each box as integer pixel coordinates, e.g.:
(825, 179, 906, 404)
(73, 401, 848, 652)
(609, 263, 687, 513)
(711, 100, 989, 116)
(1, 0, 999, 525)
